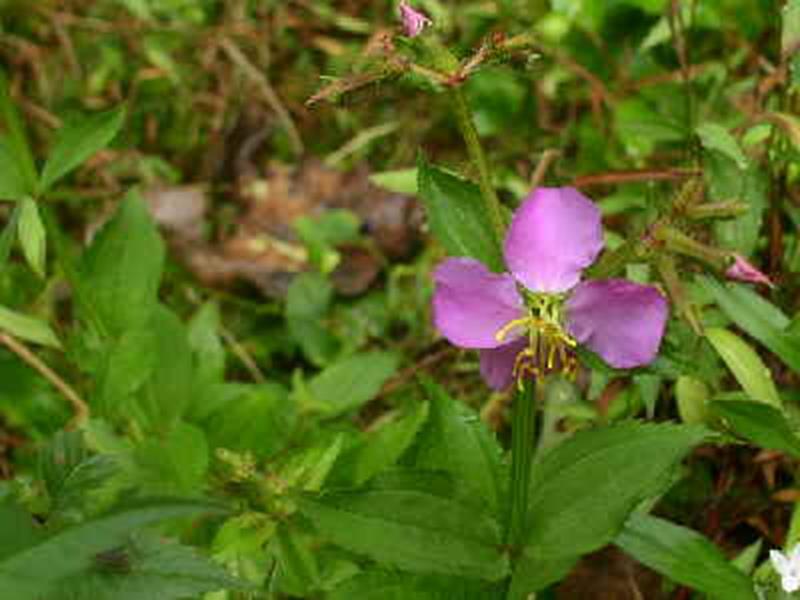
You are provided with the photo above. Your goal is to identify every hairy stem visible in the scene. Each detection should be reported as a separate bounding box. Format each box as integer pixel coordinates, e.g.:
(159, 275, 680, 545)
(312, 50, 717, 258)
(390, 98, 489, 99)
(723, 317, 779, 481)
(450, 87, 505, 245)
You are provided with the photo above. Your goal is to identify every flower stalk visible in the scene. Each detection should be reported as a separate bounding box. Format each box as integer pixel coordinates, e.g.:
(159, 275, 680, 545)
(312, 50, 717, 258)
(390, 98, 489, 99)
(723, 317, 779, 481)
(450, 87, 506, 245)
(506, 376, 539, 549)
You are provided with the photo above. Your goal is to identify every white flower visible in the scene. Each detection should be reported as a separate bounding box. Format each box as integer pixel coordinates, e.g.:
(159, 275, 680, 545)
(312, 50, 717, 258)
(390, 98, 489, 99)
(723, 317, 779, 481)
(770, 545, 800, 593)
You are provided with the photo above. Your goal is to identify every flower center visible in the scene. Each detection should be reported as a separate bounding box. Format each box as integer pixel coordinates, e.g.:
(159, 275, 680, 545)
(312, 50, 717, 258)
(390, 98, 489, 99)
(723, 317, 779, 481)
(495, 292, 577, 384)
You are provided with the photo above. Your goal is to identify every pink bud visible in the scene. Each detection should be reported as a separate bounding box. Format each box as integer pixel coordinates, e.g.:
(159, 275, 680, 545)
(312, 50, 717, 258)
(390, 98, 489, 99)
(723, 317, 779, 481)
(399, 1, 432, 37)
(725, 254, 774, 287)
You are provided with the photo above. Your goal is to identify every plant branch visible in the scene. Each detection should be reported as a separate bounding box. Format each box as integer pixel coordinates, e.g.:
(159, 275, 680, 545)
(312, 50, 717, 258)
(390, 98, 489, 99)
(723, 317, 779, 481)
(450, 87, 505, 245)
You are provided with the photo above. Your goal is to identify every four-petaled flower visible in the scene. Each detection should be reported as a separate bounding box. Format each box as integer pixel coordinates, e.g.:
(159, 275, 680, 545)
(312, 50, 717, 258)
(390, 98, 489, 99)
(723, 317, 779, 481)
(432, 187, 669, 389)
(771, 546, 800, 593)
(399, 1, 432, 38)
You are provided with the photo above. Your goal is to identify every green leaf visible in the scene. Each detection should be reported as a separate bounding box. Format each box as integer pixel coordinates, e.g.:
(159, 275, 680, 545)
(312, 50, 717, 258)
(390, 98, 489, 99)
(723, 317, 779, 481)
(285, 272, 338, 366)
(330, 570, 501, 600)
(299, 481, 509, 581)
(417, 157, 503, 271)
(675, 375, 711, 425)
(0, 498, 226, 600)
(0, 305, 61, 347)
(55, 531, 245, 600)
(208, 383, 295, 459)
(76, 192, 164, 338)
(134, 422, 209, 495)
(615, 513, 757, 600)
(0, 138, 33, 201)
(705, 327, 781, 408)
(95, 327, 158, 418)
(783, 0, 800, 58)
(308, 351, 398, 417)
(186, 301, 225, 387)
(39, 105, 126, 192)
(0, 502, 43, 562)
(38, 431, 116, 518)
(698, 277, 800, 374)
(510, 422, 708, 595)
(0, 204, 20, 268)
(697, 123, 748, 169)
(17, 197, 46, 277)
(369, 168, 418, 195)
(0, 70, 37, 194)
(414, 380, 504, 512)
(272, 524, 321, 596)
(353, 402, 429, 485)
(710, 400, 800, 458)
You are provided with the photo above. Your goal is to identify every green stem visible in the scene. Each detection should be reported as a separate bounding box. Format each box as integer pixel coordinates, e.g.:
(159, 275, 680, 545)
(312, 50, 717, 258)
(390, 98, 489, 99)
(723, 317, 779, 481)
(506, 377, 539, 549)
(450, 87, 505, 245)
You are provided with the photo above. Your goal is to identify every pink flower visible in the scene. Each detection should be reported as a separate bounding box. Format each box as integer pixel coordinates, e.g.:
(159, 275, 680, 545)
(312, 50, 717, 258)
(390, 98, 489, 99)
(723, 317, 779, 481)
(432, 188, 669, 389)
(399, 1, 432, 37)
(725, 253, 773, 287)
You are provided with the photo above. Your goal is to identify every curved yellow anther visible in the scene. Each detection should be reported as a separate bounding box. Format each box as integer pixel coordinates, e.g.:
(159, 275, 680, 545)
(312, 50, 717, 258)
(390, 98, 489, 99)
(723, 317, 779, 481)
(495, 316, 534, 343)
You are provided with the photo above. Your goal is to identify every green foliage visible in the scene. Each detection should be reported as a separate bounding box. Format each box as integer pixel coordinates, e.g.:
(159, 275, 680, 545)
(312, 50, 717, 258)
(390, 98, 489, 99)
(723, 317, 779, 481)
(0, 498, 227, 600)
(299, 473, 509, 581)
(17, 198, 46, 277)
(417, 157, 503, 272)
(711, 401, 800, 458)
(616, 513, 758, 600)
(0, 305, 61, 347)
(39, 105, 126, 193)
(76, 192, 164, 339)
(307, 351, 398, 417)
(510, 422, 709, 595)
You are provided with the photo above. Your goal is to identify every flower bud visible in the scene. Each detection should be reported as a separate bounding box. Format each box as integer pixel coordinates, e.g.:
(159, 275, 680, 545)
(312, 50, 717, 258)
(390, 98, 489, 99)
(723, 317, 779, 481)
(399, 1, 432, 37)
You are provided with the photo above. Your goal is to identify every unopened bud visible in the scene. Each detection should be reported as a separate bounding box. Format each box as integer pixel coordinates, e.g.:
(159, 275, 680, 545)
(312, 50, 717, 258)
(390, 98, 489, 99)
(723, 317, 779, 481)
(725, 254, 774, 287)
(399, 1, 432, 37)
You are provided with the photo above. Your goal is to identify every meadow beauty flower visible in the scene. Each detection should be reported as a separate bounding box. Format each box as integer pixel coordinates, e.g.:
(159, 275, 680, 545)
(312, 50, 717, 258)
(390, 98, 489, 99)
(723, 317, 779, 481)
(771, 546, 800, 592)
(432, 187, 668, 390)
(399, 1, 432, 37)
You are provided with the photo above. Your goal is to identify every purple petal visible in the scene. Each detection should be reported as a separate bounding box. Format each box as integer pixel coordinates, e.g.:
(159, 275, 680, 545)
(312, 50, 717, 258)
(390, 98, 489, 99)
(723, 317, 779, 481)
(504, 187, 604, 293)
(432, 257, 524, 349)
(480, 338, 527, 390)
(399, 1, 433, 37)
(566, 279, 668, 369)
(726, 254, 774, 287)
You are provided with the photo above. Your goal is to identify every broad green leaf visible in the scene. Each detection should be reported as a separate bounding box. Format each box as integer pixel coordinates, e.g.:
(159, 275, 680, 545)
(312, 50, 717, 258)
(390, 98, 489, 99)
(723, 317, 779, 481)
(277, 433, 344, 492)
(0, 502, 43, 562)
(17, 197, 46, 277)
(697, 123, 748, 169)
(369, 168, 418, 194)
(675, 375, 711, 424)
(705, 327, 781, 408)
(38, 431, 116, 518)
(308, 351, 398, 417)
(0, 70, 37, 193)
(708, 164, 767, 256)
(330, 570, 502, 600)
(299, 480, 509, 580)
(414, 380, 503, 512)
(272, 525, 321, 596)
(417, 157, 503, 271)
(285, 272, 338, 366)
(698, 277, 800, 374)
(134, 422, 209, 495)
(95, 327, 158, 418)
(0, 305, 60, 347)
(616, 513, 757, 600)
(186, 301, 225, 387)
(0, 498, 226, 600)
(208, 383, 295, 459)
(353, 402, 429, 485)
(54, 531, 245, 600)
(76, 192, 164, 338)
(39, 105, 125, 192)
(710, 401, 800, 458)
(510, 422, 708, 595)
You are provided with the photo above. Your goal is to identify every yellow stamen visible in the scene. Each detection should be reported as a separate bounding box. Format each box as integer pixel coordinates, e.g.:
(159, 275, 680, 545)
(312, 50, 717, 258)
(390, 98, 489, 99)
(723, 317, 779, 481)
(495, 316, 534, 343)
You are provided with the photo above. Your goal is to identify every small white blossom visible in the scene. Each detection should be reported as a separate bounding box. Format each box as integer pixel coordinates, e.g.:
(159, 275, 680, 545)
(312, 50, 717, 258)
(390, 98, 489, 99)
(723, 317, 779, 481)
(770, 545, 800, 593)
